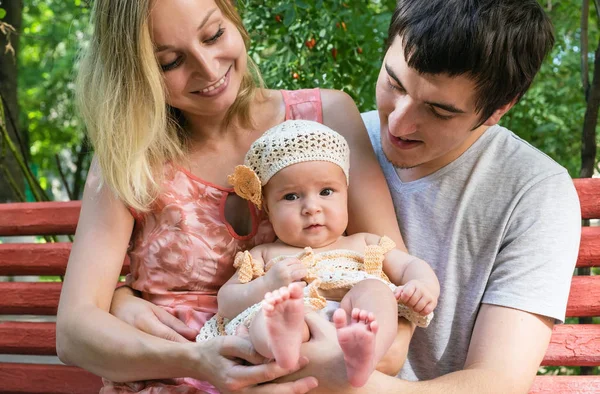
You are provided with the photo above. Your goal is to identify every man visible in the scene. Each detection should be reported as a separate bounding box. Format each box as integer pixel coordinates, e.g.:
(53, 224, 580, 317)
(358, 0, 581, 391)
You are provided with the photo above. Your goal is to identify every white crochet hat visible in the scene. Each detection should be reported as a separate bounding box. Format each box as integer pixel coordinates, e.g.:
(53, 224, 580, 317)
(228, 120, 350, 208)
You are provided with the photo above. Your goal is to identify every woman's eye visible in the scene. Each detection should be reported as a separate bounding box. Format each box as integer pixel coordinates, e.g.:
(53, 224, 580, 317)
(284, 194, 298, 201)
(205, 26, 225, 44)
(161, 56, 182, 72)
(320, 188, 334, 196)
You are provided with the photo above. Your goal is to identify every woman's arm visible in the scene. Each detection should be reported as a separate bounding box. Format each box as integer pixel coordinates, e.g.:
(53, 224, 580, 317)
(320, 89, 406, 251)
(56, 159, 194, 381)
(56, 160, 316, 392)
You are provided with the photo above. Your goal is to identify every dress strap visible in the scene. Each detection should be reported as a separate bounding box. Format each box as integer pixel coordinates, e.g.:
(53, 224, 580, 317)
(281, 89, 323, 123)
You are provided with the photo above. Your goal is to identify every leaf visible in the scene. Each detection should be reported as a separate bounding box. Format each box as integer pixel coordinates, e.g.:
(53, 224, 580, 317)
(0, 9, 6, 19)
(283, 8, 296, 27)
(296, 0, 309, 9)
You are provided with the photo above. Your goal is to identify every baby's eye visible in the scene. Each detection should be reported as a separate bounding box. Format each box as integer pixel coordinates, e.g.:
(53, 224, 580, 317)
(320, 188, 334, 196)
(284, 193, 299, 201)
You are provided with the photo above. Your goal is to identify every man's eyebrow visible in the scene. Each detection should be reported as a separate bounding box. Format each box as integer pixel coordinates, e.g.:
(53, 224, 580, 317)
(384, 63, 466, 114)
(385, 63, 404, 90)
(155, 9, 217, 52)
(425, 100, 466, 114)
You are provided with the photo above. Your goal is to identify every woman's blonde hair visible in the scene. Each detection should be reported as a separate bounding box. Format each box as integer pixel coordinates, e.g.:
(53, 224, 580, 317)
(76, 0, 263, 212)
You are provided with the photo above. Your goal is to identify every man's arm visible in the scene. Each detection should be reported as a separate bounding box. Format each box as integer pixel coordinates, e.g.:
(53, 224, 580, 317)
(360, 304, 553, 394)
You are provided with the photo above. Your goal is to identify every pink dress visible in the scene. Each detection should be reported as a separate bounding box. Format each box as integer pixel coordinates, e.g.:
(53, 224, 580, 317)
(101, 89, 323, 394)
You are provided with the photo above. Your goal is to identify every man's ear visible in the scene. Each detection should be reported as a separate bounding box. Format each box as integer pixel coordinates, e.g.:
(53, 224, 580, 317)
(482, 99, 517, 126)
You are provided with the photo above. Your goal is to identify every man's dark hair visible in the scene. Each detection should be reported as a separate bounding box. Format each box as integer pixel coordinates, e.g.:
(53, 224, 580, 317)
(387, 0, 554, 123)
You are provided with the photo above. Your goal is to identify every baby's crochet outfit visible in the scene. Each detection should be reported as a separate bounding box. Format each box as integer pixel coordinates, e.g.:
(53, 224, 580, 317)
(197, 236, 433, 342)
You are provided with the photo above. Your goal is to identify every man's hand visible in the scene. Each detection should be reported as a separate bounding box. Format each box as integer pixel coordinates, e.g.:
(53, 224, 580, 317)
(110, 286, 198, 342)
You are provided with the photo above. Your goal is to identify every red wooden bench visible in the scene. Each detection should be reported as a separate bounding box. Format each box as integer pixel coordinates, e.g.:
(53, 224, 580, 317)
(0, 179, 599, 393)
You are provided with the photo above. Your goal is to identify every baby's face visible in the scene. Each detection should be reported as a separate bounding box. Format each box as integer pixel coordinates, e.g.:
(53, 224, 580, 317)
(263, 161, 348, 248)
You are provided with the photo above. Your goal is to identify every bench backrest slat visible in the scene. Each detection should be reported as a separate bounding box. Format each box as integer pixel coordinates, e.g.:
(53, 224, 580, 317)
(0, 243, 130, 276)
(0, 363, 102, 394)
(0, 282, 61, 315)
(565, 276, 600, 317)
(0, 201, 81, 236)
(542, 324, 600, 366)
(530, 376, 600, 393)
(0, 322, 56, 355)
(575, 178, 600, 219)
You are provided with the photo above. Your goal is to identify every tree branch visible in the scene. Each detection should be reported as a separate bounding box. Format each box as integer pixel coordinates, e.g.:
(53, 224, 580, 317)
(55, 153, 74, 200)
(0, 163, 26, 201)
(72, 135, 90, 199)
(0, 76, 29, 162)
(579, 34, 600, 178)
(0, 97, 49, 201)
(582, 0, 590, 98)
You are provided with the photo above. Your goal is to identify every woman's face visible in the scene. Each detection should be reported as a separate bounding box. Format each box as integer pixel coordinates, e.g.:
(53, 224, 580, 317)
(150, 0, 247, 119)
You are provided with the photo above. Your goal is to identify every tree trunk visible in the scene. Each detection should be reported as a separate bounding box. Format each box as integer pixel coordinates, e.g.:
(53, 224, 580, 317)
(0, 1, 24, 202)
(579, 37, 600, 179)
(578, 0, 600, 376)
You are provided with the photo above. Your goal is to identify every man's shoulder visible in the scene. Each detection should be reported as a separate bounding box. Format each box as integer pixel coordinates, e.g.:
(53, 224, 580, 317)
(483, 125, 569, 182)
(361, 110, 380, 140)
(360, 110, 385, 160)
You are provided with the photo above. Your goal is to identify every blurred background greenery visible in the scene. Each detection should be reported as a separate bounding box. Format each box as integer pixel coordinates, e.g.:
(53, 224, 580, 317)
(0, 0, 598, 203)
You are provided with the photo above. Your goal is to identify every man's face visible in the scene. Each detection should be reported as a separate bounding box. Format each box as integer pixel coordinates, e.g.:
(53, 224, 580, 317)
(376, 36, 496, 182)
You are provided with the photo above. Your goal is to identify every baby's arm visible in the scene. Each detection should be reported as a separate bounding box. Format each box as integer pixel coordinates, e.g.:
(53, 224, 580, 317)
(366, 234, 440, 316)
(217, 246, 272, 319)
(217, 245, 309, 319)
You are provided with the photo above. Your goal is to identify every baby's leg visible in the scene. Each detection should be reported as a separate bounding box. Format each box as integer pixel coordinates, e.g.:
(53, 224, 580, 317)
(333, 279, 398, 387)
(249, 283, 309, 369)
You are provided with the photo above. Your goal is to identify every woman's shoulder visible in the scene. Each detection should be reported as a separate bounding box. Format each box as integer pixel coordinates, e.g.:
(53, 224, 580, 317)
(320, 89, 358, 115)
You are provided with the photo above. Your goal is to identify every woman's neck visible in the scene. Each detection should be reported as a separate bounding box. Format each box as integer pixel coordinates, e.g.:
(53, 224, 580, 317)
(182, 89, 284, 144)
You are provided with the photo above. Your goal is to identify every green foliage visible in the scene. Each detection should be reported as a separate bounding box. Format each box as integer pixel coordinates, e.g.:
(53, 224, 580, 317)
(14, 0, 600, 196)
(18, 0, 91, 199)
(0, 8, 6, 19)
(502, 0, 599, 176)
(240, 0, 395, 112)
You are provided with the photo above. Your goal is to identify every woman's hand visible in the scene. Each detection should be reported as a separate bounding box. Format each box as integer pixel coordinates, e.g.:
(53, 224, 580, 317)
(192, 333, 318, 393)
(110, 286, 198, 342)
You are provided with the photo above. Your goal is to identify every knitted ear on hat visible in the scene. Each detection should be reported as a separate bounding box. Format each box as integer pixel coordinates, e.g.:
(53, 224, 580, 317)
(227, 165, 262, 208)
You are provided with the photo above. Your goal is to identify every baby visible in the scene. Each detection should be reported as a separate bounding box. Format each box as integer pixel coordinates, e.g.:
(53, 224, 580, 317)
(197, 120, 439, 387)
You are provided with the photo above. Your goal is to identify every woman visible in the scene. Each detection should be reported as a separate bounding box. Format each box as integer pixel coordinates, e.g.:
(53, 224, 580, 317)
(56, 0, 409, 392)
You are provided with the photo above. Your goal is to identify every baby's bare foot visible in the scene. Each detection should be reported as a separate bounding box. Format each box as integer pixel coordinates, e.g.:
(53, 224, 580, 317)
(333, 307, 379, 388)
(263, 283, 305, 369)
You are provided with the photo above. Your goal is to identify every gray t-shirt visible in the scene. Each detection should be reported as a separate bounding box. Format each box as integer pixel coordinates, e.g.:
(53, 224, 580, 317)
(361, 110, 581, 381)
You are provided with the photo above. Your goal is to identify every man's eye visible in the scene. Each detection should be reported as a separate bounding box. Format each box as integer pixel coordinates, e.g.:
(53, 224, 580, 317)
(430, 107, 454, 120)
(320, 188, 333, 196)
(387, 79, 405, 93)
(284, 194, 298, 201)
